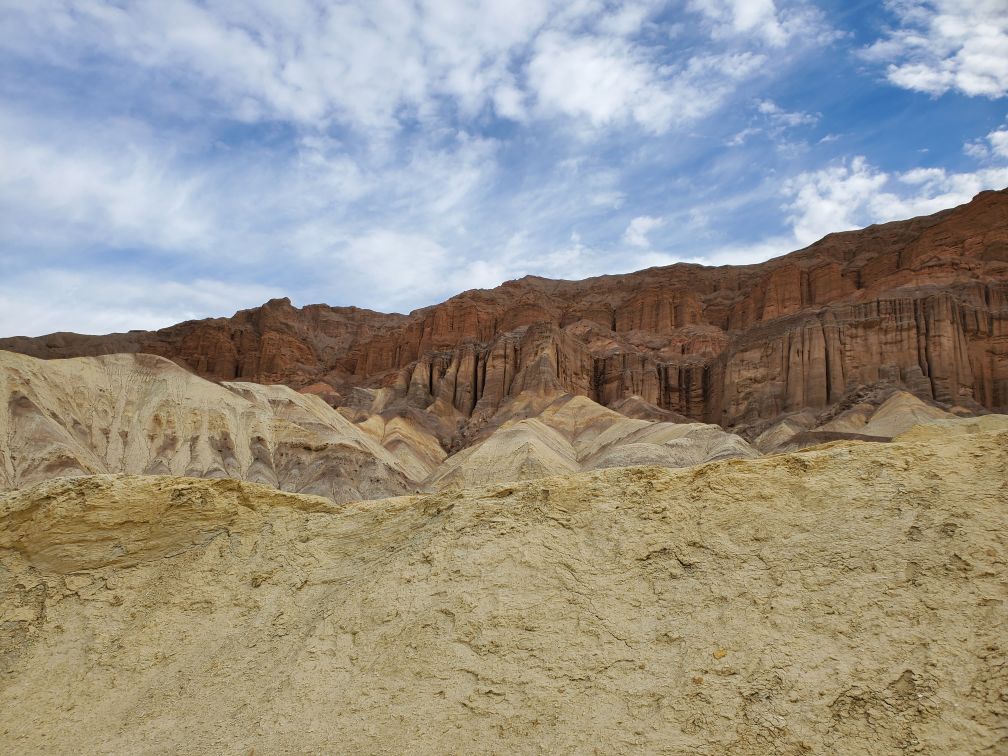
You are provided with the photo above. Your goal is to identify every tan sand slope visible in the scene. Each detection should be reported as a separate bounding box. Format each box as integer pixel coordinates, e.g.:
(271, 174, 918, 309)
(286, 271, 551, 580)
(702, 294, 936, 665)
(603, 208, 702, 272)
(3, 415, 1005, 753)
(0, 349, 423, 501)
(754, 390, 960, 453)
(836, 391, 956, 438)
(429, 393, 756, 489)
(355, 412, 448, 481)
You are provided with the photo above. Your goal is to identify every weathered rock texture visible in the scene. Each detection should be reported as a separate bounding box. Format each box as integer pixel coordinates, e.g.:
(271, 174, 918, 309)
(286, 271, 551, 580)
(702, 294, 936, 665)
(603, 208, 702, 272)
(428, 394, 756, 490)
(3, 190, 1007, 436)
(0, 350, 756, 498)
(0, 350, 426, 501)
(2, 416, 1006, 753)
(751, 390, 960, 453)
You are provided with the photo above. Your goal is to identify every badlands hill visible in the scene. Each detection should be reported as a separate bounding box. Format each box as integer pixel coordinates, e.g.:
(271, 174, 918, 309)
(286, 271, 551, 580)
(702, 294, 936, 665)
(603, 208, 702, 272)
(0, 350, 418, 501)
(2, 416, 1006, 753)
(0, 350, 758, 498)
(2, 190, 1006, 448)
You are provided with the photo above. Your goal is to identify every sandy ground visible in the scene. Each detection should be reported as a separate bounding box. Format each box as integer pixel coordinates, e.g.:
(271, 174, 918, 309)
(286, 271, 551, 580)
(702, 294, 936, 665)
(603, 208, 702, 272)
(1, 416, 1006, 754)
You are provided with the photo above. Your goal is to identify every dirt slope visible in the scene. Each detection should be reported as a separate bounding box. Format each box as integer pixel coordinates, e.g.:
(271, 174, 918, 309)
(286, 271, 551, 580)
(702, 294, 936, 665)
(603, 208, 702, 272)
(1, 415, 1005, 754)
(753, 390, 962, 453)
(429, 394, 756, 490)
(2, 350, 762, 497)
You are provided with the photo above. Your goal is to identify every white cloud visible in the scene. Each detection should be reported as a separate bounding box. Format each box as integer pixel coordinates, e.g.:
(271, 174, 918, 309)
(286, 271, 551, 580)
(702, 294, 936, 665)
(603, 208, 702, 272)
(528, 31, 668, 131)
(784, 156, 1008, 245)
(864, 0, 1008, 98)
(727, 99, 819, 146)
(899, 167, 947, 185)
(1, 0, 548, 131)
(0, 102, 499, 268)
(757, 99, 819, 128)
(623, 215, 666, 247)
(689, 0, 788, 46)
(492, 82, 528, 121)
(964, 123, 1008, 159)
(964, 139, 989, 159)
(0, 1, 819, 138)
(333, 230, 456, 311)
(525, 30, 771, 134)
(597, 1, 660, 37)
(727, 127, 761, 146)
(784, 157, 888, 245)
(0, 269, 280, 336)
(0, 113, 211, 252)
(989, 127, 1008, 158)
(658, 152, 1008, 271)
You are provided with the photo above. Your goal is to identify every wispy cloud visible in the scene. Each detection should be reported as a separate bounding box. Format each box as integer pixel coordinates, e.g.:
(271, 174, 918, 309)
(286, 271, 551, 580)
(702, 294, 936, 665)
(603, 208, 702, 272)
(727, 98, 819, 146)
(0, 1, 1004, 336)
(624, 215, 666, 247)
(0, 0, 813, 136)
(0, 109, 211, 253)
(863, 0, 1008, 98)
(757, 99, 819, 128)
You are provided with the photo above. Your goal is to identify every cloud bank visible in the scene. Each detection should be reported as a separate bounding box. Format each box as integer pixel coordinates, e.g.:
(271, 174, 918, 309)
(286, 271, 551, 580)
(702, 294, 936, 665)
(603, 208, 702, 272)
(0, 1, 1005, 335)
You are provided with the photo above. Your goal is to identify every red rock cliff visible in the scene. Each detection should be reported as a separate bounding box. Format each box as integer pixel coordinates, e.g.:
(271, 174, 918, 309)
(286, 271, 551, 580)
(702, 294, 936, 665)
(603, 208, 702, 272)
(4, 189, 1007, 432)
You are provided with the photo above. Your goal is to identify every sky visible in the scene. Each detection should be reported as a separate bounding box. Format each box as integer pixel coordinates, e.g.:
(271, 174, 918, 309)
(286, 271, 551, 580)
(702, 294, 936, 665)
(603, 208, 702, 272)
(0, 0, 1006, 336)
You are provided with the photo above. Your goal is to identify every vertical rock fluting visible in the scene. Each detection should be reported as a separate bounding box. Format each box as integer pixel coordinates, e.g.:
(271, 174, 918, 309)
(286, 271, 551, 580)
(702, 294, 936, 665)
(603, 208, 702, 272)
(397, 323, 596, 421)
(718, 291, 990, 427)
(2, 190, 1006, 430)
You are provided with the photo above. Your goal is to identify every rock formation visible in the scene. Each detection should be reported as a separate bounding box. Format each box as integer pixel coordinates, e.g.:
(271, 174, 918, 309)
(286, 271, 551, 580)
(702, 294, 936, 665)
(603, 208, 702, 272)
(0, 350, 757, 498)
(428, 394, 756, 490)
(751, 389, 961, 453)
(0, 350, 426, 501)
(2, 415, 1006, 753)
(3, 190, 1006, 441)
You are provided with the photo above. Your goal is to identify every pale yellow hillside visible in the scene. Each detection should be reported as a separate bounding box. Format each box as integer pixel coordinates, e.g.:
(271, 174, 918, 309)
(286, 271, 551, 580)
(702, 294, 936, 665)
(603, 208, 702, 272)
(2, 416, 1005, 754)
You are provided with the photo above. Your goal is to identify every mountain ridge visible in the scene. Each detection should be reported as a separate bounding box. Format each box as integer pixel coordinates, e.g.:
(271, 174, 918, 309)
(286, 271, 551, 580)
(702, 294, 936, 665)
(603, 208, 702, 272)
(4, 189, 1007, 444)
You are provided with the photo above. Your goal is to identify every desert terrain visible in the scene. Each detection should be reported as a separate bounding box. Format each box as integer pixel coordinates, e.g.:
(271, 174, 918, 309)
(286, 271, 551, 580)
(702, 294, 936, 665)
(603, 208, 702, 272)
(1, 194, 1007, 753)
(1, 415, 1005, 753)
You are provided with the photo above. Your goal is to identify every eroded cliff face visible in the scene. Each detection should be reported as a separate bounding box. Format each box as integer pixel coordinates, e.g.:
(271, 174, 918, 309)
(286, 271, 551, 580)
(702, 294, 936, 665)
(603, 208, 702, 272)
(0, 301, 407, 388)
(4, 189, 1007, 434)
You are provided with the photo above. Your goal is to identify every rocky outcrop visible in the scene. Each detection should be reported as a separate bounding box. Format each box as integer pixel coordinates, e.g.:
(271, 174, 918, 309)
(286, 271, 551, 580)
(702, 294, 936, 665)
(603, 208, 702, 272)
(0, 350, 427, 501)
(3, 417, 1007, 752)
(1, 350, 757, 497)
(426, 394, 756, 490)
(3, 190, 1007, 436)
(0, 299, 407, 387)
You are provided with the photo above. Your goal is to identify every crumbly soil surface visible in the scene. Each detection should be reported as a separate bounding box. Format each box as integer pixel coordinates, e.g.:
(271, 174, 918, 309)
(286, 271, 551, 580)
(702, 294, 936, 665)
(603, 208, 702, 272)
(1, 417, 1006, 754)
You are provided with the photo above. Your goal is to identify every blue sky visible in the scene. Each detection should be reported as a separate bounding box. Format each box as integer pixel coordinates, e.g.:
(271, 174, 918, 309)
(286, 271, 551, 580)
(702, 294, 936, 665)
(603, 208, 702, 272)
(1, 0, 1006, 336)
